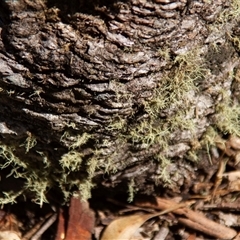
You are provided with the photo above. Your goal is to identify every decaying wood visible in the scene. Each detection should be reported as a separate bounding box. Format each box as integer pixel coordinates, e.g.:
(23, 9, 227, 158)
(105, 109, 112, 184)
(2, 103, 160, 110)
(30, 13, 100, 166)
(0, 0, 239, 206)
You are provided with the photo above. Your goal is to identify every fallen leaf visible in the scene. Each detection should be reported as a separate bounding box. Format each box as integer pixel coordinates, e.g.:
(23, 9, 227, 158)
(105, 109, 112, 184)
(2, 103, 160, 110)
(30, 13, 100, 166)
(228, 135, 240, 150)
(0, 231, 21, 240)
(64, 193, 95, 240)
(101, 203, 187, 240)
(100, 213, 159, 240)
(233, 232, 240, 240)
(228, 179, 240, 191)
(0, 211, 21, 240)
(223, 171, 240, 182)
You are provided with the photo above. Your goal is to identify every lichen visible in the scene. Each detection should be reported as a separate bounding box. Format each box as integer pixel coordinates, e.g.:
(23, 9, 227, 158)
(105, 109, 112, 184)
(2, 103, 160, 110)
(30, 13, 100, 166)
(0, 0, 239, 206)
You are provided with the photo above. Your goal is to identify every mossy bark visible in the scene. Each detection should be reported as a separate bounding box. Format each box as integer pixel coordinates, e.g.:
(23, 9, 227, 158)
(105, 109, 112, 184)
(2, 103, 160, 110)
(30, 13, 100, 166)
(0, 0, 240, 204)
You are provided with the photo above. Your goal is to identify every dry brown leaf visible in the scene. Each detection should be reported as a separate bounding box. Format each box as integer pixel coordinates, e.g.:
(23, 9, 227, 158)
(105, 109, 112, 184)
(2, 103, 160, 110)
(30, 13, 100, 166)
(0, 211, 21, 240)
(100, 213, 159, 240)
(64, 194, 95, 240)
(234, 152, 240, 165)
(223, 171, 240, 182)
(0, 231, 21, 240)
(228, 179, 240, 191)
(101, 203, 187, 240)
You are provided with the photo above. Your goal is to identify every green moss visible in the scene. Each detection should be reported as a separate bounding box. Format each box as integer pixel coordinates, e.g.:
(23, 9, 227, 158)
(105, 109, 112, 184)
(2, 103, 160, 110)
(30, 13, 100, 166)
(0, 142, 54, 205)
(128, 49, 205, 152)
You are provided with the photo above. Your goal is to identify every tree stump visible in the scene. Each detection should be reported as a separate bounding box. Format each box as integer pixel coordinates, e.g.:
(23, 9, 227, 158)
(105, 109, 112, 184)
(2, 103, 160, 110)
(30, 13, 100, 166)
(0, 0, 240, 205)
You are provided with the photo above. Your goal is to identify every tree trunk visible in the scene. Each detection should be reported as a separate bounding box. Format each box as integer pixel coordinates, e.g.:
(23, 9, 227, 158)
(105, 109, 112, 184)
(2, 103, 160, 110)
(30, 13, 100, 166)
(0, 0, 239, 204)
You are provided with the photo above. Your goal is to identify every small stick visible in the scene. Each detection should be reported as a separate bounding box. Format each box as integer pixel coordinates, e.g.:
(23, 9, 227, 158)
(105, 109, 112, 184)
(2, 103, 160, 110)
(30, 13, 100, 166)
(22, 213, 52, 240)
(31, 213, 57, 240)
(211, 157, 228, 201)
(135, 197, 237, 239)
(55, 208, 66, 240)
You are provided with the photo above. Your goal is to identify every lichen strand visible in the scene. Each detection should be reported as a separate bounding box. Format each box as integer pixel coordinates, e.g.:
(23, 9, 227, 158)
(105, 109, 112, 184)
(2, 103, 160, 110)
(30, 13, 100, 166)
(0, 0, 240, 204)
(128, 49, 205, 149)
(0, 142, 52, 205)
(215, 90, 240, 136)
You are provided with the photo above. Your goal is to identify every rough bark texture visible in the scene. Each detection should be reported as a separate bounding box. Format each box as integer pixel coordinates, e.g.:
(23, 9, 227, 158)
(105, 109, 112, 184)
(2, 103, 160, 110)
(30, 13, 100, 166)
(0, 0, 240, 204)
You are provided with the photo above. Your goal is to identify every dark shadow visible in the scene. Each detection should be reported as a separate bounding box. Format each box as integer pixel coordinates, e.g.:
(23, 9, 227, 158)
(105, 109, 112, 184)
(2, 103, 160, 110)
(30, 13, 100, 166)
(46, 0, 130, 17)
(0, 0, 10, 27)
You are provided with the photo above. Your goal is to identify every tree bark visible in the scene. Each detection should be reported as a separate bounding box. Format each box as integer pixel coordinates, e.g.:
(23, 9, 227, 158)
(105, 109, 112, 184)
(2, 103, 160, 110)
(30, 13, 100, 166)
(0, 0, 239, 204)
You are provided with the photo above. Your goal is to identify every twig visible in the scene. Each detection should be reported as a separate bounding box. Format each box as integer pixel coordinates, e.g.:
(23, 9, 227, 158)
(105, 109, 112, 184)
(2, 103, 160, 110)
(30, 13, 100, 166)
(200, 202, 240, 211)
(22, 213, 52, 240)
(152, 226, 169, 240)
(135, 197, 237, 239)
(107, 198, 156, 214)
(55, 208, 66, 240)
(31, 213, 57, 240)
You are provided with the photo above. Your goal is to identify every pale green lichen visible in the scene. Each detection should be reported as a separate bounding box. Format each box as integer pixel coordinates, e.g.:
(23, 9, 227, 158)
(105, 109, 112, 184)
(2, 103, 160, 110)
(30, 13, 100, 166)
(128, 48, 206, 152)
(0, 191, 23, 206)
(0, 144, 27, 169)
(79, 179, 95, 200)
(127, 179, 137, 202)
(69, 133, 91, 150)
(59, 150, 83, 172)
(155, 155, 172, 187)
(218, 0, 240, 23)
(215, 90, 240, 136)
(22, 132, 37, 153)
